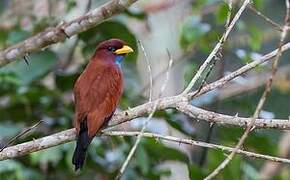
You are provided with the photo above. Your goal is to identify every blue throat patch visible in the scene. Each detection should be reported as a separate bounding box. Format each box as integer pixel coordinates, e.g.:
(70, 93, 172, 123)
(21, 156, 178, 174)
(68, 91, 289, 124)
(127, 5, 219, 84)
(115, 55, 125, 67)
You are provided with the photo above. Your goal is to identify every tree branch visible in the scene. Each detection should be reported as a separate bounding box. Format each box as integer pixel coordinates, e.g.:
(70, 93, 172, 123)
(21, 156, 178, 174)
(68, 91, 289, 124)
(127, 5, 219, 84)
(0, 0, 138, 66)
(190, 42, 290, 99)
(104, 131, 290, 164)
(204, 1, 290, 178)
(216, 64, 290, 101)
(182, 0, 250, 94)
(2, 39, 290, 161)
(1, 101, 290, 161)
(2, 130, 290, 165)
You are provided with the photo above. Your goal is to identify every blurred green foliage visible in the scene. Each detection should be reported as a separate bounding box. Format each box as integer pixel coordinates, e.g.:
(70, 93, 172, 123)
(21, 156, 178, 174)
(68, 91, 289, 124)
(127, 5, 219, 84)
(0, 0, 289, 179)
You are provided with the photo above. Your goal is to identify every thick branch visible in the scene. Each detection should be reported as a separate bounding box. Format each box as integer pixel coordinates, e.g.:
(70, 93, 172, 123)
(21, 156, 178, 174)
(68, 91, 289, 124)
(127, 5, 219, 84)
(0, 0, 137, 66)
(1, 102, 290, 161)
(176, 103, 290, 129)
(0, 129, 75, 161)
(2, 130, 290, 165)
(1, 39, 290, 160)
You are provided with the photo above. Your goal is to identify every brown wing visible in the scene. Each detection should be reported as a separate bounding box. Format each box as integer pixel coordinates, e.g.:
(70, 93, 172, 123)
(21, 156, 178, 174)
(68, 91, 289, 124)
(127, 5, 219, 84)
(73, 61, 123, 137)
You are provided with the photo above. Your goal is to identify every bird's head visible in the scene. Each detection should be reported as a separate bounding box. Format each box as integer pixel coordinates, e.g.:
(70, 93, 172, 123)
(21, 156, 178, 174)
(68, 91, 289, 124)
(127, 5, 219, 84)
(94, 39, 134, 66)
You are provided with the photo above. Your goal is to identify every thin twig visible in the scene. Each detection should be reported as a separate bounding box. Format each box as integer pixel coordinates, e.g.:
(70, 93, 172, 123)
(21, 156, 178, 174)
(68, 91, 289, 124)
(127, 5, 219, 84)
(259, 131, 290, 178)
(182, 0, 250, 94)
(104, 131, 290, 164)
(248, 4, 283, 31)
(0, 120, 44, 152)
(189, 42, 290, 99)
(60, 0, 92, 70)
(216, 64, 290, 100)
(196, 52, 221, 94)
(115, 50, 173, 179)
(139, 50, 195, 95)
(138, 40, 153, 101)
(195, 0, 231, 96)
(195, 0, 230, 171)
(204, 1, 290, 179)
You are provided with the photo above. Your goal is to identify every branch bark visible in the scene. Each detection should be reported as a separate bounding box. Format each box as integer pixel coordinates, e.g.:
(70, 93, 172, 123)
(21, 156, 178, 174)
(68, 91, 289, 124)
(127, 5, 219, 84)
(0, 0, 137, 66)
(2, 130, 290, 164)
(2, 40, 290, 161)
(1, 102, 290, 161)
(105, 131, 290, 164)
(217, 64, 290, 101)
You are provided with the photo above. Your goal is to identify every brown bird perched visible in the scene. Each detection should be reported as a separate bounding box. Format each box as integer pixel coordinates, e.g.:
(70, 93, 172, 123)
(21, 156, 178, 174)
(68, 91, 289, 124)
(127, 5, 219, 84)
(72, 39, 133, 171)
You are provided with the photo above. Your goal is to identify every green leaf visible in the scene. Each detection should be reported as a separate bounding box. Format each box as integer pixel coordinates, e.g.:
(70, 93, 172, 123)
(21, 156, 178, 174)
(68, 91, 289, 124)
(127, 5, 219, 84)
(7, 30, 30, 45)
(0, 72, 22, 92)
(55, 73, 79, 92)
(207, 150, 241, 180)
(216, 2, 230, 24)
(0, 122, 24, 139)
(32, 17, 58, 33)
(184, 63, 197, 87)
(188, 164, 206, 180)
(143, 139, 189, 163)
(192, 0, 217, 12)
(218, 126, 278, 155)
(125, 9, 147, 20)
(248, 26, 263, 51)
(180, 16, 211, 49)
(65, 0, 77, 12)
(252, 0, 264, 10)
(0, 29, 8, 48)
(136, 145, 149, 175)
(0, 51, 57, 85)
(0, 160, 22, 173)
(0, 0, 9, 16)
(242, 162, 259, 179)
(0, 160, 42, 180)
(30, 146, 63, 166)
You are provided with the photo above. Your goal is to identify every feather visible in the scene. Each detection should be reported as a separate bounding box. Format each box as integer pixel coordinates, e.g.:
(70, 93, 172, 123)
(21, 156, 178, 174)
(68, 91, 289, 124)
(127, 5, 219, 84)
(72, 39, 132, 171)
(72, 119, 91, 171)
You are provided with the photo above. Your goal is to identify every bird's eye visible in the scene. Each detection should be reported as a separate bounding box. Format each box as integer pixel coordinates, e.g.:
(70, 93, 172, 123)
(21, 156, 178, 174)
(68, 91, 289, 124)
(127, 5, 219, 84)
(107, 46, 115, 52)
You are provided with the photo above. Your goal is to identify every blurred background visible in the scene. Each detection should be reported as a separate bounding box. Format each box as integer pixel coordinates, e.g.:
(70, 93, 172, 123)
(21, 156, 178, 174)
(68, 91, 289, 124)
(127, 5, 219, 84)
(0, 0, 290, 179)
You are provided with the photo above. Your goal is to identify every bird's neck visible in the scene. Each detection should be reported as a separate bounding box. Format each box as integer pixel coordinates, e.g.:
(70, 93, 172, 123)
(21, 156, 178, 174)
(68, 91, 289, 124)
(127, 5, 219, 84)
(115, 55, 125, 68)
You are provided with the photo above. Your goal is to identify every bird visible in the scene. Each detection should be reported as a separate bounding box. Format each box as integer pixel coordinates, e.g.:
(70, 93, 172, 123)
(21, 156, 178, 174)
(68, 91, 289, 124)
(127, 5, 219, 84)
(72, 38, 133, 171)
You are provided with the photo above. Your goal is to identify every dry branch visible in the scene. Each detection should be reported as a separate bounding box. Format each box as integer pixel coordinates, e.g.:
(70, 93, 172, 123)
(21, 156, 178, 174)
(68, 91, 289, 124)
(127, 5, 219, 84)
(1, 102, 290, 161)
(190, 42, 290, 99)
(0, 129, 75, 161)
(0, 0, 137, 66)
(105, 131, 290, 164)
(182, 0, 250, 94)
(259, 131, 290, 178)
(248, 4, 282, 31)
(2, 40, 290, 160)
(2, 130, 290, 165)
(205, 1, 290, 178)
(217, 64, 290, 100)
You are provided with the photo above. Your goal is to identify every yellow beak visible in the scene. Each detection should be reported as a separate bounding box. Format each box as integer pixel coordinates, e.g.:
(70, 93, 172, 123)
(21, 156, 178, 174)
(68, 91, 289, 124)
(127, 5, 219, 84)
(114, 45, 134, 55)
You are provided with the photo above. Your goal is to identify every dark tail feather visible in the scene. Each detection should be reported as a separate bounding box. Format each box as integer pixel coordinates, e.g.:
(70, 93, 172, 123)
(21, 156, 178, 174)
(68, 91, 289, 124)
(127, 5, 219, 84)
(72, 120, 91, 171)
